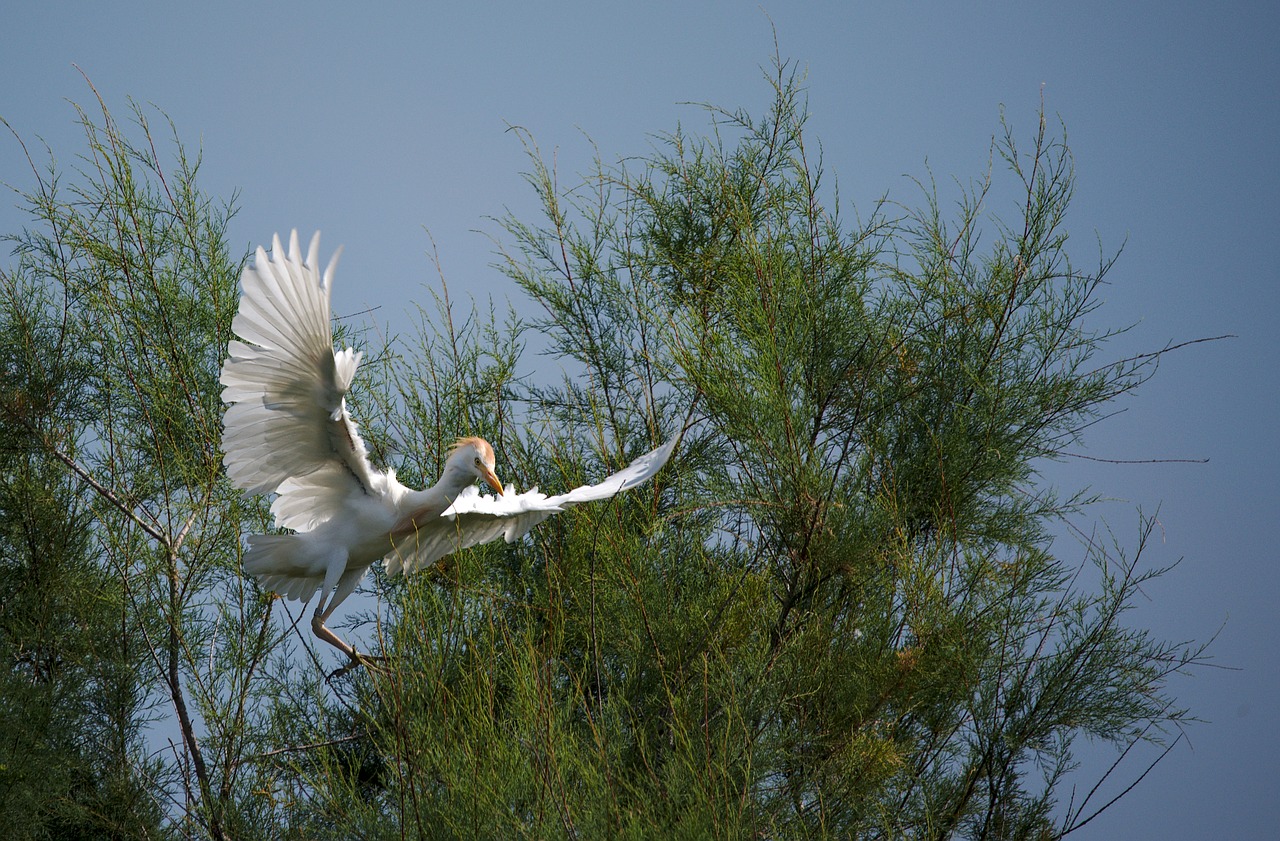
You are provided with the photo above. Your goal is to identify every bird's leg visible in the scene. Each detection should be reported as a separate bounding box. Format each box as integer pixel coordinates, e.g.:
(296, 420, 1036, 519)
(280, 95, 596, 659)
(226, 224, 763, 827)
(311, 562, 389, 678)
(311, 607, 387, 678)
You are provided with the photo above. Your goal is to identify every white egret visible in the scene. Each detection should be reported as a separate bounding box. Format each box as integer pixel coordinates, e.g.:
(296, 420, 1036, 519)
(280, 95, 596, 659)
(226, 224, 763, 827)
(220, 231, 674, 675)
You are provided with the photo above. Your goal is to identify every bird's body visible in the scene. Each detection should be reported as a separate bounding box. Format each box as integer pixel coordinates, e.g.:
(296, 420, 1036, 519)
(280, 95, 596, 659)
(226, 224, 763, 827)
(220, 231, 673, 672)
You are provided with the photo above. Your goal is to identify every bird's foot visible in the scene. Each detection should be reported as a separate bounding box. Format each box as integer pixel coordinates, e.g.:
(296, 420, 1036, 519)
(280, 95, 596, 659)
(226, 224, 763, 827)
(328, 650, 389, 679)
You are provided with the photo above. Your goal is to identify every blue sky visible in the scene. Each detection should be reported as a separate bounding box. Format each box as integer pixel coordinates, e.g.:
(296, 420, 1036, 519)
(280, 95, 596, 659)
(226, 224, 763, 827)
(4, 2, 1277, 836)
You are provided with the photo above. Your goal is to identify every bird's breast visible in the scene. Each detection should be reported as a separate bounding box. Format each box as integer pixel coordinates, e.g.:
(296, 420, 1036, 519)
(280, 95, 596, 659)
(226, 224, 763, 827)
(389, 499, 449, 540)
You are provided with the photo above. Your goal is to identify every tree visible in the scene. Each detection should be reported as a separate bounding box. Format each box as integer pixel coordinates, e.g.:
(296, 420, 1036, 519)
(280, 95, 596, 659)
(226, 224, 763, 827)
(0, 276, 163, 838)
(342, 60, 1204, 837)
(0, 62, 1205, 839)
(1, 86, 284, 839)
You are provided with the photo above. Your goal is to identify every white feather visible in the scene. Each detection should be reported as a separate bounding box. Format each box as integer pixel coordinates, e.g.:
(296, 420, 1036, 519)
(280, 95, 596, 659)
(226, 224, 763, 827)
(221, 230, 676, 664)
(384, 437, 677, 576)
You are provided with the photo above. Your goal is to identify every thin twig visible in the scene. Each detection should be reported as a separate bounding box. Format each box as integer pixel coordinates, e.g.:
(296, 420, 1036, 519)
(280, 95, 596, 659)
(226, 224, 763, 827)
(1060, 453, 1209, 465)
(245, 735, 364, 762)
(46, 442, 169, 545)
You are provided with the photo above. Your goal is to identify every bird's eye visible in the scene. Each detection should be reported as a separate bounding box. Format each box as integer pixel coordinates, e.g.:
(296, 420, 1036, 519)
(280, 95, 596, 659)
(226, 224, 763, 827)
(474, 457, 482, 466)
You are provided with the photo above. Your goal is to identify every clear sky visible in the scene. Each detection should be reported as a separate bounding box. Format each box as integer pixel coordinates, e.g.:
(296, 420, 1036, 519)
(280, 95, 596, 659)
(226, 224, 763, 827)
(4, 2, 1277, 837)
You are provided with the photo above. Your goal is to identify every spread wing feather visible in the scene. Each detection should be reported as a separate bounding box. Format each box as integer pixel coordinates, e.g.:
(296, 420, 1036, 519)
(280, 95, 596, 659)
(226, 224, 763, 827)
(385, 437, 676, 575)
(220, 231, 380, 529)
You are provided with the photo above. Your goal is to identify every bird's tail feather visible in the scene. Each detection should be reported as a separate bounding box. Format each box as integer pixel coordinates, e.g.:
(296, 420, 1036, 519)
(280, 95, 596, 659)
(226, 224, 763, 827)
(243, 533, 325, 603)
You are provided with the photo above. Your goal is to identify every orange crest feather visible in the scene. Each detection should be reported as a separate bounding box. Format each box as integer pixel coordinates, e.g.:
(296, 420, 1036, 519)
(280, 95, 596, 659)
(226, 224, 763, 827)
(449, 436, 495, 463)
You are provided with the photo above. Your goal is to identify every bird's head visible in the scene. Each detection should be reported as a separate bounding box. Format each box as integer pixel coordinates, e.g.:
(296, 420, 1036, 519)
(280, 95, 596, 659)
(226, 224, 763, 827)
(447, 436, 504, 496)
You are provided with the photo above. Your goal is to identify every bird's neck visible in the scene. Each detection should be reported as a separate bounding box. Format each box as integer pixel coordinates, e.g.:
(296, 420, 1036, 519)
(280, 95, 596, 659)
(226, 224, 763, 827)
(401, 464, 474, 516)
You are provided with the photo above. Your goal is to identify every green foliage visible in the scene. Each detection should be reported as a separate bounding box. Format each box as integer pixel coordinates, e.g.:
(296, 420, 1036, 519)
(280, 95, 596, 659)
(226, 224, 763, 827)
(1, 87, 280, 839)
(0, 62, 1205, 839)
(0, 112, 166, 839)
(350, 60, 1199, 837)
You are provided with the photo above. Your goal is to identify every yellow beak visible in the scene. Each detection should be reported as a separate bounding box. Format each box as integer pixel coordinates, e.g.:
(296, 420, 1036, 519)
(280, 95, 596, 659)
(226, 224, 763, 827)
(480, 465, 504, 496)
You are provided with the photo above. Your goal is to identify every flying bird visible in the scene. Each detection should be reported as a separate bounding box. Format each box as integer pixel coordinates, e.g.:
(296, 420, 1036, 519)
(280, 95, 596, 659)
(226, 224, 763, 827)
(220, 231, 675, 674)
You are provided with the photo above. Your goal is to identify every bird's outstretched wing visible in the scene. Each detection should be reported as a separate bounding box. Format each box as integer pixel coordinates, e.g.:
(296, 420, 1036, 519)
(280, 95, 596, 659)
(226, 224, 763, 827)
(385, 437, 677, 575)
(220, 231, 380, 531)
